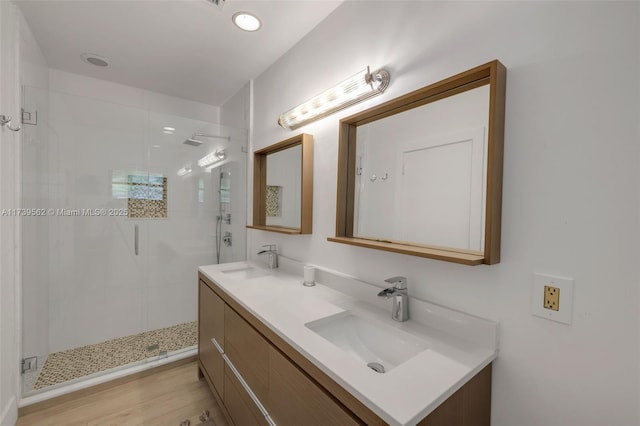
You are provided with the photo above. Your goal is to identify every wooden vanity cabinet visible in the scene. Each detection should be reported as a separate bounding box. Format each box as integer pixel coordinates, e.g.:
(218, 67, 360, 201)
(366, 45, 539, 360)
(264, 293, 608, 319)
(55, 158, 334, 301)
(198, 273, 491, 426)
(198, 280, 225, 399)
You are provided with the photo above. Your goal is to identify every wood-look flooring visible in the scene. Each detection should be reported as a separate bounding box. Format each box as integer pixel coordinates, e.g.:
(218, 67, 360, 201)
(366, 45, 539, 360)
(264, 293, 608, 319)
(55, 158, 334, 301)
(17, 361, 228, 426)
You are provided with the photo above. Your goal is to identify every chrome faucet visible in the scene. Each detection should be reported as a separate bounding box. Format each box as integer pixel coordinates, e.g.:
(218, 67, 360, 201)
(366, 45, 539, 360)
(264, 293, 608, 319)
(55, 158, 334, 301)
(377, 276, 409, 322)
(257, 244, 278, 269)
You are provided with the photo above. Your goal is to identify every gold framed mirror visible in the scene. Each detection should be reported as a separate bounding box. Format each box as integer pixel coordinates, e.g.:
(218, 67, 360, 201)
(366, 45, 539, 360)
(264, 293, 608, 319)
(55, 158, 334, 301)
(329, 60, 506, 265)
(248, 133, 313, 234)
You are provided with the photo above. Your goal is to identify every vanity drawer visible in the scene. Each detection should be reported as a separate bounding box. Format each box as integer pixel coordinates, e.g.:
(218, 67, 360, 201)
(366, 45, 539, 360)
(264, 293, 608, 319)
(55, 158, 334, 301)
(267, 346, 361, 426)
(224, 367, 270, 426)
(224, 304, 270, 402)
(198, 280, 225, 397)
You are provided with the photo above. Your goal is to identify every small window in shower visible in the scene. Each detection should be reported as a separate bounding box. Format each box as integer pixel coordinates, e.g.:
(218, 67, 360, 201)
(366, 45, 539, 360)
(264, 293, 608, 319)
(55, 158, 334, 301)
(266, 185, 282, 217)
(127, 174, 167, 218)
(111, 171, 167, 218)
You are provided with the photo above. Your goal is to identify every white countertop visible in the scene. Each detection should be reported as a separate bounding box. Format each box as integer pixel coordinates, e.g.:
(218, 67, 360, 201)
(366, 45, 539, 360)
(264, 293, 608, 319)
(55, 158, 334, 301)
(199, 259, 497, 426)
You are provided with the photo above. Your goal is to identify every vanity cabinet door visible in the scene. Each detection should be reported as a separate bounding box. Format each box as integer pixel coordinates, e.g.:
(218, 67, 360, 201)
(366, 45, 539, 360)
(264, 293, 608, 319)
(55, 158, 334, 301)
(267, 346, 361, 426)
(224, 305, 270, 402)
(198, 280, 225, 398)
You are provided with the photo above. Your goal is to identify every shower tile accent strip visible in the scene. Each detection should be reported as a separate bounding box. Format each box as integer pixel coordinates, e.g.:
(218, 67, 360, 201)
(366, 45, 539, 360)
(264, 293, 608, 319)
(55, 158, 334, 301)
(33, 321, 197, 390)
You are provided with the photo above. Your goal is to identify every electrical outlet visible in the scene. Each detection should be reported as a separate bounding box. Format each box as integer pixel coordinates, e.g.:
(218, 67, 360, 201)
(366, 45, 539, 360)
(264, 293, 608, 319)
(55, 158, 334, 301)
(544, 285, 560, 311)
(532, 273, 574, 325)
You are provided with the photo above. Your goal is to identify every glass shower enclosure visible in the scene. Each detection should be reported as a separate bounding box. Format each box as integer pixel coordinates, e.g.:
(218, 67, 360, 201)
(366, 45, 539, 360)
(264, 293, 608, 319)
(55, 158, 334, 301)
(20, 86, 247, 396)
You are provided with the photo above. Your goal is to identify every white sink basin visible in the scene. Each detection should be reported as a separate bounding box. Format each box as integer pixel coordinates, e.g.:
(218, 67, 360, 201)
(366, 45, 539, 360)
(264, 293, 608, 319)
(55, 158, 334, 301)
(305, 312, 429, 373)
(220, 266, 270, 280)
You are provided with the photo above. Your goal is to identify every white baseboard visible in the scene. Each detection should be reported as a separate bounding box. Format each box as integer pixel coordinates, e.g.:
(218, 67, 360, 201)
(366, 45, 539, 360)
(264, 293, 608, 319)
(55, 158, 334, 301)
(1, 396, 17, 426)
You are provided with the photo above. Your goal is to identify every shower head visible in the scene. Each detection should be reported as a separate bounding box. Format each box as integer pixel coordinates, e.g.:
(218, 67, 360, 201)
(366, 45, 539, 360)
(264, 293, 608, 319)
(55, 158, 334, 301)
(183, 137, 203, 147)
(183, 133, 230, 147)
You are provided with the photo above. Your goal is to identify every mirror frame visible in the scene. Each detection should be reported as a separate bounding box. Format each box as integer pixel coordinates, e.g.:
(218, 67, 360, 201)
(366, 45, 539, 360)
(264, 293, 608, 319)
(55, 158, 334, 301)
(329, 60, 506, 265)
(248, 133, 313, 234)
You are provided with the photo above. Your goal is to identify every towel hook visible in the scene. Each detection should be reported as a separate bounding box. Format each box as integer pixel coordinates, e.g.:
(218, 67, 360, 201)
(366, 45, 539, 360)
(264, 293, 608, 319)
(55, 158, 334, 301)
(0, 115, 21, 132)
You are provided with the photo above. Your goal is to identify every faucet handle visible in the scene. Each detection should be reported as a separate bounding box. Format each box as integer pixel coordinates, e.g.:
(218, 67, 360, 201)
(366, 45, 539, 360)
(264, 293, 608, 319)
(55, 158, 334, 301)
(384, 276, 407, 289)
(261, 244, 277, 252)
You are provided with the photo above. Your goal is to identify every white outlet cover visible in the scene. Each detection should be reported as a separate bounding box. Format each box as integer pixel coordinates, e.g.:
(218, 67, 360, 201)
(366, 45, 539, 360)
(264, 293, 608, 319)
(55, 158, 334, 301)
(531, 273, 574, 325)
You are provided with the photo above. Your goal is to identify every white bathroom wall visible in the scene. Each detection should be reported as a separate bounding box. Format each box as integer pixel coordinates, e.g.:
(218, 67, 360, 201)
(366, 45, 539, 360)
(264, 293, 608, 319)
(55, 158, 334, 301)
(18, 11, 47, 89)
(220, 82, 250, 131)
(49, 70, 220, 124)
(0, 2, 21, 424)
(249, 2, 640, 425)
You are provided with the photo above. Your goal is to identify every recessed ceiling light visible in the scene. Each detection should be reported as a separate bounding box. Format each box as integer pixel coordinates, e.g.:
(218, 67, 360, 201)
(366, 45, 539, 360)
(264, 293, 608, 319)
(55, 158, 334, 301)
(80, 53, 109, 67)
(232, 12, 261, 32)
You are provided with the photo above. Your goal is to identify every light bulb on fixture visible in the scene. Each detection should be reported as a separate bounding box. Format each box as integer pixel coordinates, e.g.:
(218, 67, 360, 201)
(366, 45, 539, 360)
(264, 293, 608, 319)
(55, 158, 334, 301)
(278, 66, 390, 130)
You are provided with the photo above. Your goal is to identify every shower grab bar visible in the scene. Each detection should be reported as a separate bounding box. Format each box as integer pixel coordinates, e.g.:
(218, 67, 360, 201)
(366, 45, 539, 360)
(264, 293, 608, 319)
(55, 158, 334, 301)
(134, 224, 139, 255)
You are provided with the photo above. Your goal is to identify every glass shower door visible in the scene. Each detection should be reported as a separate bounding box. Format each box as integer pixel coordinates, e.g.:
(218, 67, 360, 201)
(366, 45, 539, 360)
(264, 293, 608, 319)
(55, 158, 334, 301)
(21, 86, 152, 394)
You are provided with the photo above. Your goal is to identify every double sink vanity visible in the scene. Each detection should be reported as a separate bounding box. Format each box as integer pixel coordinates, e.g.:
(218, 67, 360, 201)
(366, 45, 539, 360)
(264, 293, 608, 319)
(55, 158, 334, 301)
(197, 60, 506, 425)
(197, 258, 498, 426)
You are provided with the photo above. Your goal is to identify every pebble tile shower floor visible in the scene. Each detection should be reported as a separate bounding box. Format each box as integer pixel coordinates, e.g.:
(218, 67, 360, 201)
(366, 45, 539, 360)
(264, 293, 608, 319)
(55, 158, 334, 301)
(31, 321, 197, 390)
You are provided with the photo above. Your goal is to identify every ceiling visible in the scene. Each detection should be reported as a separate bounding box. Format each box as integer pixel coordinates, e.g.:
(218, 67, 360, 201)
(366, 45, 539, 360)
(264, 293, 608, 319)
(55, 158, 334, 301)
(17, 0, 343, 106)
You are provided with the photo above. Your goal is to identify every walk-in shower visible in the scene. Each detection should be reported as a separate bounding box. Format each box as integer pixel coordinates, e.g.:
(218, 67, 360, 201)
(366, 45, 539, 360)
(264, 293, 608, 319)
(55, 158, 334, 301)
(20, 85, 248, 400)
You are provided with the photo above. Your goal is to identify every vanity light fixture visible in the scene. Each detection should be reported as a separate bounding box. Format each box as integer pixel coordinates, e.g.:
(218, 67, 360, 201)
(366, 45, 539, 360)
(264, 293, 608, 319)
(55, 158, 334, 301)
(177, 167, 192, 177)
(198, 150, 226, 168)
(232, 12, 261, 32)
(277, 66, 390, 130)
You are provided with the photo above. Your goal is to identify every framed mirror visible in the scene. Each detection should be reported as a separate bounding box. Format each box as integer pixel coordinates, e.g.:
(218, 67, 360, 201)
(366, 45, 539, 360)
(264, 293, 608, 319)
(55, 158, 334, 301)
(329, 60, 506, 265)
(248, 133, 313, 234)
